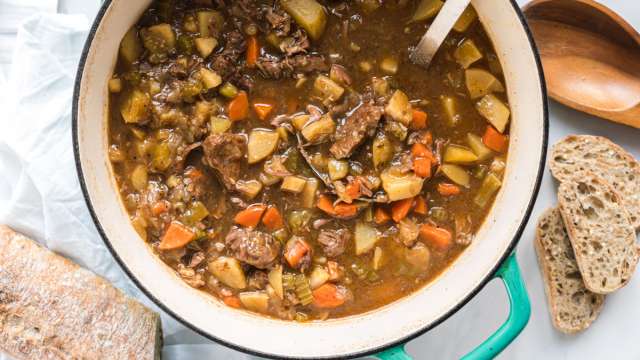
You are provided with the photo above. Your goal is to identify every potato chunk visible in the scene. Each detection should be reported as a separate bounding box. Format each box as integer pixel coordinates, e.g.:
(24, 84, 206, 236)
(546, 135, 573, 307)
(313, 75, 344, 102)
(248, 129, 280, 164)
(443, 145, 479, 164)
(385, 90, 413, 126)
(355, 222, 379, 255)
(301, 114, 335, 143)
(208, 257, 247, 289)
(440, 164, 471, 188)
(475, 94, 510, 133)
(238, 291, 270, 313)
(411, 0, 444, 22)
(141, 23, 176, 54)
(454, 39, 482, 69)
(281, 0, 327, 40)
(120, 89, 150, 124)
(380, 170, 424, 201)
(194, 37, 218, 58)
(465, 68, 504, 99)
(119, 27, 142, 64)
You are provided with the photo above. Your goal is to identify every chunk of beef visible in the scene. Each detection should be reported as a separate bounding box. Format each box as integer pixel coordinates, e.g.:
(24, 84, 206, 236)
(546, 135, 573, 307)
(330, 102, 384, 159)
(210, 30, 245, 79)
(225, 227, 281, 269)
(202, 133, 246, 190)
(257, 54, 328, 79)
(398, 218, 419, 247)
(317, 229, 351, 257)
(279, 29, 310, 55)
(266, 7, 292, 36)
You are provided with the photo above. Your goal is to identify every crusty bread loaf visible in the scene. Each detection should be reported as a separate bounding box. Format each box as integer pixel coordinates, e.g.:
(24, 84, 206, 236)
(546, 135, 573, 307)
(535, 208, 605, 333)
(550, 135, 640, 229)
(557, 174, 639, 294)
(0, 225, 162, 360)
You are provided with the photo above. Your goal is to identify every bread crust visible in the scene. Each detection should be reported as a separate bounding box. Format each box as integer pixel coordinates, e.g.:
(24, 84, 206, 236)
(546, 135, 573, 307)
(0, 225, 162, 360)
(550, 134, 640, 229)
(535, 208, 604, 334)
(557, 174, 638, 294)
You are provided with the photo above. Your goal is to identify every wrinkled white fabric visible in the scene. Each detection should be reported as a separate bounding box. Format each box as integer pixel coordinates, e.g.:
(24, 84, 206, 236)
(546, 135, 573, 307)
(0, 13, 254, 360)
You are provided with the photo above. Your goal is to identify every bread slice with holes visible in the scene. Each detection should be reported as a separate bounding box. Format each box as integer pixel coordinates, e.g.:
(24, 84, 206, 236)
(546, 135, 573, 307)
(550, 135, 640, 229)
(535, 208, 605, 333)
(0, 225, 162, 360)
(557, 173, 639, 294)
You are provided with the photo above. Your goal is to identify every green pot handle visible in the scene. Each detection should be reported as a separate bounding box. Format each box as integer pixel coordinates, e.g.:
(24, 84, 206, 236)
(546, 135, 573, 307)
(374, 253, 530, 360)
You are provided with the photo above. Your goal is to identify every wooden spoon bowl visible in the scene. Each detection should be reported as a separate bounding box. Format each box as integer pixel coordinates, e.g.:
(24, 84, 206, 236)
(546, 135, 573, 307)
(523, 0, 640, 128)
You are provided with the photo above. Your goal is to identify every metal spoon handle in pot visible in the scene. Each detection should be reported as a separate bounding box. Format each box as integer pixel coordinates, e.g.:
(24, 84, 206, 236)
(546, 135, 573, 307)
(410, 0, 472, 67)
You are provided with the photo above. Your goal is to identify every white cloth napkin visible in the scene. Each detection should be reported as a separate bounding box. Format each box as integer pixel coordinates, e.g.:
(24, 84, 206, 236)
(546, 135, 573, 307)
(0, 12, 255, 360)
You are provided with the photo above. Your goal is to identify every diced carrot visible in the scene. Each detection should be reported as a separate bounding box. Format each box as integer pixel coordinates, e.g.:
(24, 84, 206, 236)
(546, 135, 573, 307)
(419, 224, 453, 250)
(344, 178, 361, 200)
(158, 221, 196, 250)
(223, 296, 242, 309)
(334, 203, 358, 218)
(253, 102, 274, 121)
(185, 167, 203, 180)
(421, 131, 433, 146)
(411, 143, 430, 158)
(413, 157, 431, 178)
(151, 200, 170, 216)
(234, 203, 267, 228)
(246, 36, 259, 68)
(317, 195, 336, 215)
(285, 239, 310, 268)
(374, 206, 391, 224)
(228, 91, 249, 121)
(411, 109, 428, 129)
(482, 126, 508, 153)
(312, 283, 345, 309)
(414, 196, 428, 215)
(437, 183, 461, 196)
(391, 198, 413, 223)
(262, 206, 284, 230)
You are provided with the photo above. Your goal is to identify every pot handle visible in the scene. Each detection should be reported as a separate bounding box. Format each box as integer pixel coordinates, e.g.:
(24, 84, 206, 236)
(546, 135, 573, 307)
(374, 253, 530, 360)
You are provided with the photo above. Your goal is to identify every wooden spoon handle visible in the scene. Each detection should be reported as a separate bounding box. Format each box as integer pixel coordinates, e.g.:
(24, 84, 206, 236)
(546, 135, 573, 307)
(410, 0, 471, 67)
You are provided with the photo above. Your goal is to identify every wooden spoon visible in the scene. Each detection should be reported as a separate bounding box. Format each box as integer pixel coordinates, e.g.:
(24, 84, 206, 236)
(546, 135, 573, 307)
(523, 0, 640, 128)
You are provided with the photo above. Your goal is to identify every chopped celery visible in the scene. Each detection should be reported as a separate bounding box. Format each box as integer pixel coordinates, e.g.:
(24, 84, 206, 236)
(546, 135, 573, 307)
(372, 246, 384, 270)
(475, 94, 510, 133)
(294, 274, 313, 305)
(474, 173, 502, 207)
(454, 39, 483, 69)
(384, 120, 408, 141)
(185, 201, 209, 224)
(302, 178, 319, 208)
(287, 210, 312, 232)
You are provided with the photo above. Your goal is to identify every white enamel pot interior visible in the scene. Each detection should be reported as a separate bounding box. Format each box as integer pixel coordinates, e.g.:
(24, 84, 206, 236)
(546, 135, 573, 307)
(73, 0, 548, 358)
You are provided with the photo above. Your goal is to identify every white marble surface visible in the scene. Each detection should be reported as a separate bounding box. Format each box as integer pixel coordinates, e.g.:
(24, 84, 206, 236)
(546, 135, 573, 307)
(55, 0, 640, 358)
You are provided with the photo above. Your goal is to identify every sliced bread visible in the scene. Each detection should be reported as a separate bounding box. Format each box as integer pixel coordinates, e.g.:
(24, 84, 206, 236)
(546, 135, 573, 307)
(550, 135, 640, 229)
(535, 208, 605, 334)
(557, 173, 639, 294)
(0, 225, 162, 360)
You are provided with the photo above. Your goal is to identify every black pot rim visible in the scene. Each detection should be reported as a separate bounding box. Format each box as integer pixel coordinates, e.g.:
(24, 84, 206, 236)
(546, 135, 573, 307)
(72, 1, 548, 358)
